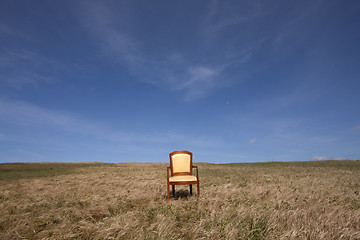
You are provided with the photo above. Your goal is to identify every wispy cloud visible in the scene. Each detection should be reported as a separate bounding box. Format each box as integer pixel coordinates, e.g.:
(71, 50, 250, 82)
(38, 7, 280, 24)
(310, 156, 349, 161)
(0, 99, 141, 144)
(175, 66, 219, 100)
(353, 124, 360, 131)
(78, 1, 136, 60)
(249, 139, 256, 144)
(178, 67, 217, 89)
(309, 156, 327, 161)
(77, 1, 234, 100)
(201, 1, 270, 44)
(0, 99, 222, 148)
(0, 23, 12, 35)
(0, 99, 77, 127)
(0, 20, 54, 90)
(0, 49, 57, 89)
(0, 23, 38, 42)
(11, 149, 44, 161)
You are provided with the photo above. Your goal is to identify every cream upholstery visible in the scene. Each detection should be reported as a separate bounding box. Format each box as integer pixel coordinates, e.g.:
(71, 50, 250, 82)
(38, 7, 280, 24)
(169, 175, 197, 182)
(172, 153, 191, 173)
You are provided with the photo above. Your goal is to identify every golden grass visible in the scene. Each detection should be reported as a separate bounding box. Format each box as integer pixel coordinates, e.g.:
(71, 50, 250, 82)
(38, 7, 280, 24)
(0, 161, 359, 239)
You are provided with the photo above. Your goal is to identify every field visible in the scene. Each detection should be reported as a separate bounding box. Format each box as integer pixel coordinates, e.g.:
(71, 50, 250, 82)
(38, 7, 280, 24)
(1, 161, 359, 239)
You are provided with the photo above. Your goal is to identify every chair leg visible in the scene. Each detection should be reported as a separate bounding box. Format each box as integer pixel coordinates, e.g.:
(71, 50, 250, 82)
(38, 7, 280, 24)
(189, 184, 193, 195)
(167, 182, 170, 202)
(172, 185, 175, 196)
(197, 182, 200, 197)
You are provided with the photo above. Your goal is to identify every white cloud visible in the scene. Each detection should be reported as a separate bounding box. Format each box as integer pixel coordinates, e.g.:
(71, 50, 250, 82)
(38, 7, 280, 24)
(0, 99, 77, 127)
(79, 1, 135, 60)
(353, 124, 360, 131)
(180, 67, 217, 89)
(78, 1, 227, 101)
(201, 1, 269, 44)
(0, 99, 139, 144)
(310, 156, 349, 161)
(249, 139, 256, 144)
(175, 66, 219, 100)
(309, 156, 327, 161)
(0, 99, 222, 148)
(0, 133, 5, 140)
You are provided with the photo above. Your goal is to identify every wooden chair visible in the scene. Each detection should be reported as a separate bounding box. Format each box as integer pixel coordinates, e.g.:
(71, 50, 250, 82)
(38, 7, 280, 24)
(167, 150, 200, 202)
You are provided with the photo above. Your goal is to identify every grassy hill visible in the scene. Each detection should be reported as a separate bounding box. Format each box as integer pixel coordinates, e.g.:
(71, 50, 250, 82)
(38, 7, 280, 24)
(1, 161, 359, 239)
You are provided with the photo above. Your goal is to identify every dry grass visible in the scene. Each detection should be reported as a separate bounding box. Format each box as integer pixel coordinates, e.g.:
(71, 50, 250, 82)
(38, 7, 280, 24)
(1, 161, 359, 239)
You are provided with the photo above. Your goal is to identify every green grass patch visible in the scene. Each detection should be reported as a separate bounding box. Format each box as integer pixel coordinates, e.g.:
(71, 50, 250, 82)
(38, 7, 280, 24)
(221, 160, 360, 169)
(0, 162, 112, 181)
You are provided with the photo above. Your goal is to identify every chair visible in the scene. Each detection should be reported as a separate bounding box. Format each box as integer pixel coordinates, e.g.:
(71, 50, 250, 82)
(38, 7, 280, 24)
(167, 150, 200, 201)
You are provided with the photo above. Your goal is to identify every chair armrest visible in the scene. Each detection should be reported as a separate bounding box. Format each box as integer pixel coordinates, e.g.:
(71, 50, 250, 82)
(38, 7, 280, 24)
(192, 166, 199, 179)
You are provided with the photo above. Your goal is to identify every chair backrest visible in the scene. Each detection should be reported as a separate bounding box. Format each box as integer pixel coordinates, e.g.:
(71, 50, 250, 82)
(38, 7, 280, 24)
(169, 150, 193, 176)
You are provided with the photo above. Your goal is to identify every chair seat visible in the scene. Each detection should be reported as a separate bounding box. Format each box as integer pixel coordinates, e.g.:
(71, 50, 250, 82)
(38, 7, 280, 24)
(169, 175, 197, 183)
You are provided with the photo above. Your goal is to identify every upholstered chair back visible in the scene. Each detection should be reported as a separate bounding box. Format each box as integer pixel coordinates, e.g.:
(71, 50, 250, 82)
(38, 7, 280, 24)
(171, 152, 191, 174)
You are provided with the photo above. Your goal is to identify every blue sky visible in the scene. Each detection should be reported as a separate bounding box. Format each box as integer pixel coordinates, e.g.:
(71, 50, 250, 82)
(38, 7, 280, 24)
(1, 0, 360, 163)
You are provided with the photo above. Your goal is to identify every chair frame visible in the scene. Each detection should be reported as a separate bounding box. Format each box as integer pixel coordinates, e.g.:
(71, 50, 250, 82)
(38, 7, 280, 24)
(167, 150, 200, 202)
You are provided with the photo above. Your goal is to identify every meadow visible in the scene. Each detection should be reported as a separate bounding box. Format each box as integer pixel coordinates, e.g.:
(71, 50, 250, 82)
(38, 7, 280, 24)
(0, 160, 359, 239)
